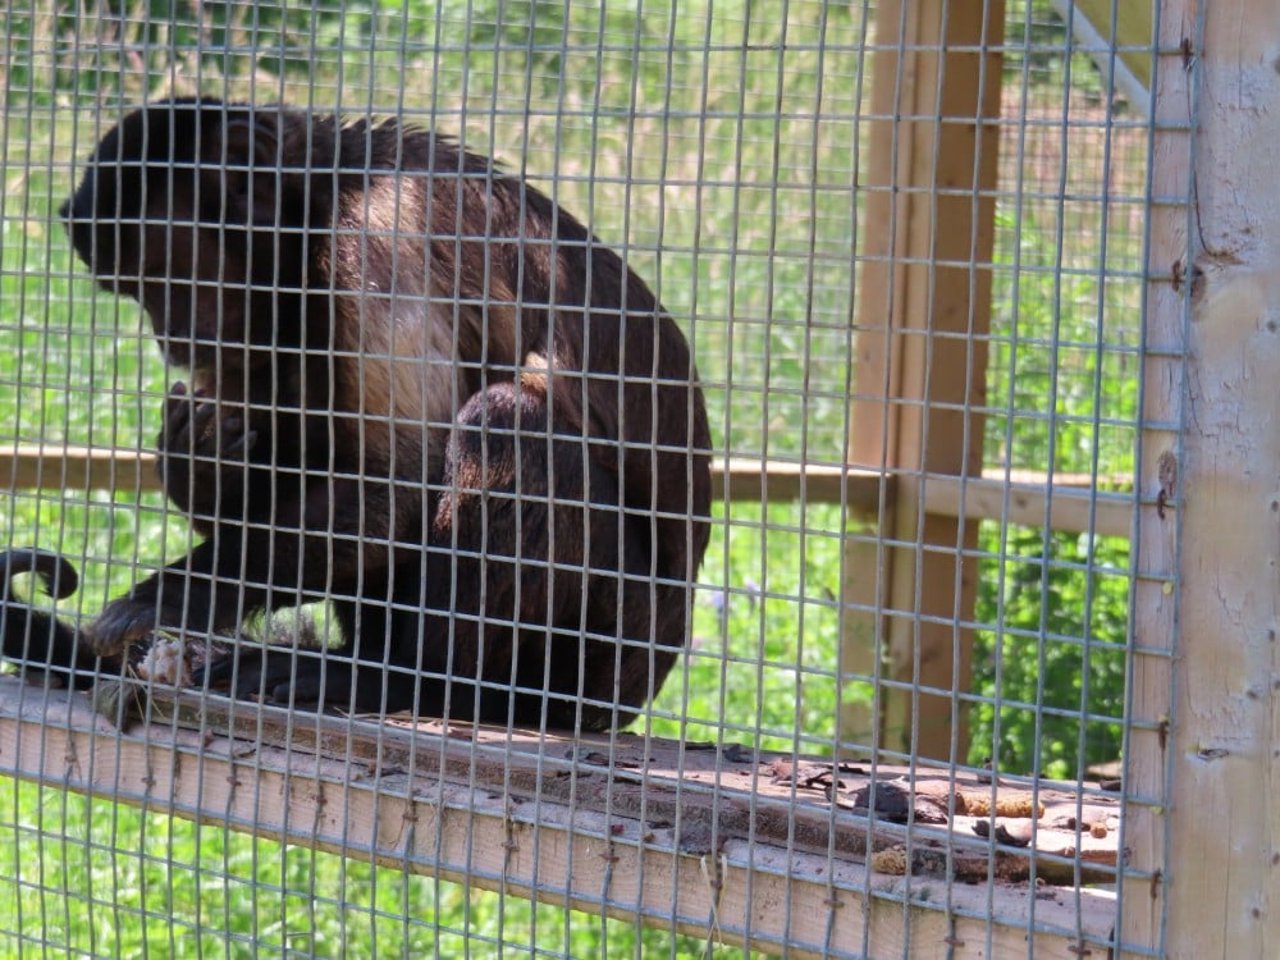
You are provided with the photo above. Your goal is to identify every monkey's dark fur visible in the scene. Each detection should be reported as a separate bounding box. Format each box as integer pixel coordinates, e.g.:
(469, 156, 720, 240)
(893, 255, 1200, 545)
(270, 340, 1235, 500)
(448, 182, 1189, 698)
(0, 549, 106, 688)
(33, 98, 712, 729)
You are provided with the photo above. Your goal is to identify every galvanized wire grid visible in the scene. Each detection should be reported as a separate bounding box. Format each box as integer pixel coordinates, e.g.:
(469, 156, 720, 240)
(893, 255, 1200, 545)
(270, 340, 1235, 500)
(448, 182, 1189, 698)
(0, 1, 1174, 957)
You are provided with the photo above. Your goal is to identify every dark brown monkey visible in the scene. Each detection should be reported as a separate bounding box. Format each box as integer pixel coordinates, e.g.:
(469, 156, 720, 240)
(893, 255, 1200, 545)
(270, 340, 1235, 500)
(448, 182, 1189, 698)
(57, 97, 712, 730)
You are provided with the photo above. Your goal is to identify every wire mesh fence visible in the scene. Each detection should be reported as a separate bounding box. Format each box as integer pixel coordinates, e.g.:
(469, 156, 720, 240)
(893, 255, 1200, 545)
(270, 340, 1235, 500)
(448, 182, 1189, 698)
(0, 1, 1182, 957)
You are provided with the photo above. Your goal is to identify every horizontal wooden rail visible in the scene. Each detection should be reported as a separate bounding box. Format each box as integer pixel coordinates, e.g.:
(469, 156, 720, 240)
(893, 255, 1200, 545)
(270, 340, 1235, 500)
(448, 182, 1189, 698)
(2, 444, 1134, 537)
(914, 472, 1134, 539)
(3, 443, 159, 494)
(0, 676, 1118, 958)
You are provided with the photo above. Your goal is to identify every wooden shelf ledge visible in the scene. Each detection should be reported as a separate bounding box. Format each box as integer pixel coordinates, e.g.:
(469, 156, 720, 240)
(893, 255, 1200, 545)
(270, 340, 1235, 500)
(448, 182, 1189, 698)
(0, 675, 1117, 958)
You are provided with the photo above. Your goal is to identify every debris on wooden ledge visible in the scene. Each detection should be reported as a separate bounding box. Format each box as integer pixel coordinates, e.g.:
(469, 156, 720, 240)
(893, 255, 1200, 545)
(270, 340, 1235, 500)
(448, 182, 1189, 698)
(0, 675, 1118, 956)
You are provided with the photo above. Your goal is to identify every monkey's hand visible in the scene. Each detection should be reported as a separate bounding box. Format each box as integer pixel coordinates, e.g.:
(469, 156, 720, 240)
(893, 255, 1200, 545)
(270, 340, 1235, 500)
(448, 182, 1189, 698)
(83, 594, 158, 655)
(157, 382, 259, 525)
(87, 530, 264, 657)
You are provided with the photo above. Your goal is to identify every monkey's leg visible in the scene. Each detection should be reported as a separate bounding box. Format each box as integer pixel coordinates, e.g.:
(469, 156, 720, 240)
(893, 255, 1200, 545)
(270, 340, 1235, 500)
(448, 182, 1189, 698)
(401, 379, 673, 730)
(198, 576, 420, 714)
(217, 382, 537, 718)
(438, 381, 689, 732)
(86, 384, 287, 653)
(504, 431, 685, 733)
(383, 381, 552, 723)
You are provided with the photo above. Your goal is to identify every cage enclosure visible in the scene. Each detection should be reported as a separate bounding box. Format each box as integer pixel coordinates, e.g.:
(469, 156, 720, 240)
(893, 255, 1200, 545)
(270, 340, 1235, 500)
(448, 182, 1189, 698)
(0, 1, 1273, 957)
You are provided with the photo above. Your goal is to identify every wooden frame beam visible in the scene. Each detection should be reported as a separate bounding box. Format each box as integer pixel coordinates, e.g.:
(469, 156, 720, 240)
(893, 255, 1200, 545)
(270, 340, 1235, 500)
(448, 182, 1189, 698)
(0, 677, 1118, 958)
(1126, 0, 1280, 955)
(1, 444, 1135, 536)
(844, 0, 1006, 759)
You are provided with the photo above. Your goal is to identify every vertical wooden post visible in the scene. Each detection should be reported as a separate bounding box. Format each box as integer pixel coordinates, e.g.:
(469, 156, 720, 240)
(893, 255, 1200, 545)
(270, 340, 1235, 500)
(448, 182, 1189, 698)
(837, 533, 879, 753)
(1127, 0, 1280, 955)
(842, 0, 1004, 759)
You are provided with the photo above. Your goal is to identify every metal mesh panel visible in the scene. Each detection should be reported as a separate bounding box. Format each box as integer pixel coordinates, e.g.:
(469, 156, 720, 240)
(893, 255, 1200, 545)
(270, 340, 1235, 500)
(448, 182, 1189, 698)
(0, 1, 1182, 957)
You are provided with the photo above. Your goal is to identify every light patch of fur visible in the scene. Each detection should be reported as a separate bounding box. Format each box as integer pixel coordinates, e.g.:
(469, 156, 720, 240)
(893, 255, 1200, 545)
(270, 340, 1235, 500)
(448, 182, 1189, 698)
(331, 180, 463, 479)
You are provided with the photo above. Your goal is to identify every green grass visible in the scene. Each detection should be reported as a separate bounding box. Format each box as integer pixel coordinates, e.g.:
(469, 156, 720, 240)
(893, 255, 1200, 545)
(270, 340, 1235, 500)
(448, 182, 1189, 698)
(0, 0, 1143, 953)
(0, 778, 720, 957)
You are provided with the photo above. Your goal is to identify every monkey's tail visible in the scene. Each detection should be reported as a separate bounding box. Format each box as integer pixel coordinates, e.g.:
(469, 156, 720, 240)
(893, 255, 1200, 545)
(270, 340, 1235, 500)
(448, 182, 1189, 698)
(0, 548, 103, 689)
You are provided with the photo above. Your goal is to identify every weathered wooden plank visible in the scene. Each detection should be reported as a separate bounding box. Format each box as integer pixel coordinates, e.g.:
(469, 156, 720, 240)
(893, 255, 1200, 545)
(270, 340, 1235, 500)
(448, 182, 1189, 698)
(143, 684, 1120, 883)
(0, 676, 1118, 957)
(1, 442, 159, 493)
(838, 535, 880, 754)
(1126, 1, 1280, 957)
(915, 473, 1134, 539)
(847, 0, 1006, 760)
(8, 446, 884, 503)
(1121, 1, 1187, 952)
(715, 458, 883, 509)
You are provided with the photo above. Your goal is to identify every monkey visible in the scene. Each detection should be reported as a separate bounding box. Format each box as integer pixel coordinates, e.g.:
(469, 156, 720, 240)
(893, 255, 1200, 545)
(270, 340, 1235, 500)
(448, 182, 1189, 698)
(56, 97, 712, 730)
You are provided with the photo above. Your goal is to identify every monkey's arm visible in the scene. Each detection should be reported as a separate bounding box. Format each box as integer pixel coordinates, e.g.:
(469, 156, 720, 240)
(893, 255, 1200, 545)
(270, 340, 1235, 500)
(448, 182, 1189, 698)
(88, 467, 424, 653)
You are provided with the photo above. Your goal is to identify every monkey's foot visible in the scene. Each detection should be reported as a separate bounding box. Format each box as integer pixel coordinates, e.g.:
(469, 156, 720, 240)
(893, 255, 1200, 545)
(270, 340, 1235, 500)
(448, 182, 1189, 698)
(197, 648, 395, 714)
(85, 599, 158, 656)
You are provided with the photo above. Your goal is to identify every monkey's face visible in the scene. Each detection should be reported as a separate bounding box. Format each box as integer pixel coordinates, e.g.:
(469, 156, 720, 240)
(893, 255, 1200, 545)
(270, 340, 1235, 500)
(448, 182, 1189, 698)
(61, 100, 277, 371)
(62, 172, 253, 370)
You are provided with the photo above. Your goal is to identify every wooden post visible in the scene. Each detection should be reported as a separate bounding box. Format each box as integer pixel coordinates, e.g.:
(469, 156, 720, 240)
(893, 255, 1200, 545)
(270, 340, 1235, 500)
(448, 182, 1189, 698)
(842, 0, 1004, 759)
(1126, 0, 1280, 955)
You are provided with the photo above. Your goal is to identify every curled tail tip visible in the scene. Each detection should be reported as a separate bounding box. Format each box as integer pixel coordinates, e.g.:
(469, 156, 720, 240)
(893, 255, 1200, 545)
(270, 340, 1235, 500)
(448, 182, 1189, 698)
(0, 549, 102, 688)
(0, 548, 80, 601)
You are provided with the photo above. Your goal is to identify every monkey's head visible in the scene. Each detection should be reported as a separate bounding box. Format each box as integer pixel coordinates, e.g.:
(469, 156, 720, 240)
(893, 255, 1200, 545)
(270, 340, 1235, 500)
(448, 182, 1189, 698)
(61, 98, 308, 369)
